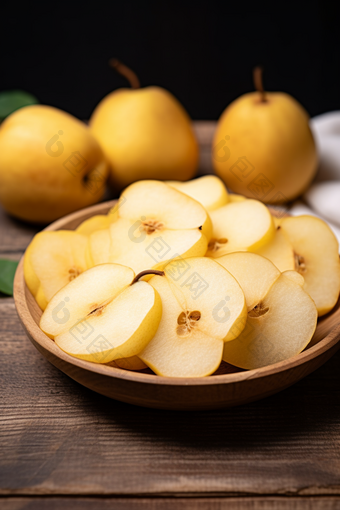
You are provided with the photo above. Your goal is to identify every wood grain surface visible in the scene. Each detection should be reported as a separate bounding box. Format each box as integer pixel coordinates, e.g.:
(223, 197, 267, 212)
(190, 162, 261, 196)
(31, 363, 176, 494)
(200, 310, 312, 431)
(1, 122, 340, 508)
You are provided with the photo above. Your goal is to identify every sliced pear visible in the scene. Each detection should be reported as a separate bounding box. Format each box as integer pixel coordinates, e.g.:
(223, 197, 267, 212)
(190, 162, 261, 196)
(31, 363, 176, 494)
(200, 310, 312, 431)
(107, 199, 125, 224)
(24, 240, 41, 297)
(88, 228, 112, 266)
(216, 252, 280, 311)
(207, 200, 275, 258)
(229, 194, 246, 203)
(76, 215, 110, 236)
(40, 264, 162, 363)
(272, 216, 284, 228)
(84, 241, 94, 268)
(222, 271, 318, 369)
(108, 180, 211, 274)
(28, 231, 90, 303)
(41, 263, 134, 337)
(118, 180, 212, 240)
(280, 215, 340, 316)
(114, 356, 148, 371)
(283, 270, 304, 286)
(166, 175, 229, 212)
(140, 257, 247, 377)
(24, 240, 48, 310)
(109, 217, 207, 274)
(35, 286, 48, 310)
(253, 228, 295, 272)
(76, 201, 121, 237)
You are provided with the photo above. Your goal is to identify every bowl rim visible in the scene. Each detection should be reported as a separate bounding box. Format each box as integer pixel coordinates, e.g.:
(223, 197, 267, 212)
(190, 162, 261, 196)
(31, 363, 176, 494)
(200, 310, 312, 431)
(14, 200, 340, 387)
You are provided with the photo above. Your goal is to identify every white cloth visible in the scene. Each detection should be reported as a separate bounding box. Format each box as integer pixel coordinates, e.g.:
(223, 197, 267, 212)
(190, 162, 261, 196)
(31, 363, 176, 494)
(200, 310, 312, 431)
(287, 112, 340, 252)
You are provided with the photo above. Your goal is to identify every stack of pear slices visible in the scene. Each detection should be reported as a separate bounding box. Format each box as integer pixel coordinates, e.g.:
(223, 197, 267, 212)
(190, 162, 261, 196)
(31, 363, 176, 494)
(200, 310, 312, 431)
(24, 176, 340, 377)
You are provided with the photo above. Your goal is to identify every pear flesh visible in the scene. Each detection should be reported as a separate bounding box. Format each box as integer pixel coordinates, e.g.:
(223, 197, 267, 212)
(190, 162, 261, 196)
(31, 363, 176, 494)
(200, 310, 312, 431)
(280, 215, 340, 316)
(166, 175, 229, 212)
(208, 200, 275, 257)
(222, 271, 318, 369)
(27, 230, 90, 304)
(253, 228, 295, 272)
(40, 264, 162, 363)
(140, 257, 247, 377)
(108, 180, 211, 274)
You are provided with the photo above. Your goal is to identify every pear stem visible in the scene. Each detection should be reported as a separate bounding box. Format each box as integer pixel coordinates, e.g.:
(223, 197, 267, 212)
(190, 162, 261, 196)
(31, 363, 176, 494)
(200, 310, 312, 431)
(253, 66, 267, 102)
(109, 58, 140, 89)
(131, 270, 165, 284)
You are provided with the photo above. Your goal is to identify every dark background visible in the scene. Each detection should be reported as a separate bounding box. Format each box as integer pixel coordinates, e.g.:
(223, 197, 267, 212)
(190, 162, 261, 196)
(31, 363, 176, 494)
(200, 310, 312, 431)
(1, 0, 339, 121)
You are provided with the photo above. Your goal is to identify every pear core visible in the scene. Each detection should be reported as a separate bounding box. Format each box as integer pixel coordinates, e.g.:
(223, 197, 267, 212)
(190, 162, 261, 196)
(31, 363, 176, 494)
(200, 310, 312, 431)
(68, 266, 83, 281)
(294, 252, 307, 274)
(87, 298, 113, 317)
(176, 310, 201, 336)
(141, 218, 164, 234)
(248, 302, 269, 318)
(208, 238, 229, 253)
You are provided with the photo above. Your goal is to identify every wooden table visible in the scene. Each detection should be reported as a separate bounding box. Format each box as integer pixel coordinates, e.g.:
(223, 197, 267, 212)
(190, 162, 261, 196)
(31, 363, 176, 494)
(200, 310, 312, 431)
(1, 123, 340, 510)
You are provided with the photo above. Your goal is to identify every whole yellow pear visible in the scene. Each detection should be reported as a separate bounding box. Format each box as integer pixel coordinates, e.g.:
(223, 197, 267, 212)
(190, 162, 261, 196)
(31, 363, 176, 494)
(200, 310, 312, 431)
(212, 68, 318, 203)
(90, 60, 198, 189)
(0, 105, 109, 223)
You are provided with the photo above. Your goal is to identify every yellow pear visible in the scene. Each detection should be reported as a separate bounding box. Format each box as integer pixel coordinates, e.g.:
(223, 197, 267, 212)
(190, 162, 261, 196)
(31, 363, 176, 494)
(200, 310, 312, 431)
(0, 105, 109, 223)
(212, 68, 318, 203)
(166, 175, 229, 211)
(90, 60, 198, 189)
(280, 215, 340, 316)
(40, 264, 162, 363)
(140, 257, 247, 377)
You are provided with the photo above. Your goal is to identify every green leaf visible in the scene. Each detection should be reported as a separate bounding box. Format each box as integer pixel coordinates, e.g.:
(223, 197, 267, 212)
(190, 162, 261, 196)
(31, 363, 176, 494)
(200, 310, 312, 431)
(0, 259, 19, 296)
(0, 90, 39, 121)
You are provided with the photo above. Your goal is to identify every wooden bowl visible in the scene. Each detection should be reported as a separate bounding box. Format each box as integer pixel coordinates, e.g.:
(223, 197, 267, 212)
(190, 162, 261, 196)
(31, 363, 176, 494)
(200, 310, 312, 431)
(14, 201, 340, 410)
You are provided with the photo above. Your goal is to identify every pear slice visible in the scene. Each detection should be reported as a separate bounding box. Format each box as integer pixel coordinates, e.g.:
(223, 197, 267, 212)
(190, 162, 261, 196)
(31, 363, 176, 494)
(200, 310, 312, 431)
(139, 257, 247, 377)
(229, 194, 246, 203)
(35, 286, 48, 310)
(222, 271, 318, 370)
(76, 205, 120, 236)
(107, 199, 125, 223)
(166, 175, 229, 212)
(40, 264, 162, 363)
(24, 241, 46, 306)
(216, 252, 281, 311)
(207, 200, 275, 257)
(118, 180, 212, 239)
(28, 231, 90, 303)
(108, 180, 211, 274)
(283, 270, 305, 286)
(280, 215, 340, 316)
(272, 215, 288, 229)
(253, 228, 295, 272)
(88, 228, 112, 266)
(76, 215, 110, 236)
(109, 217, 207, 275)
